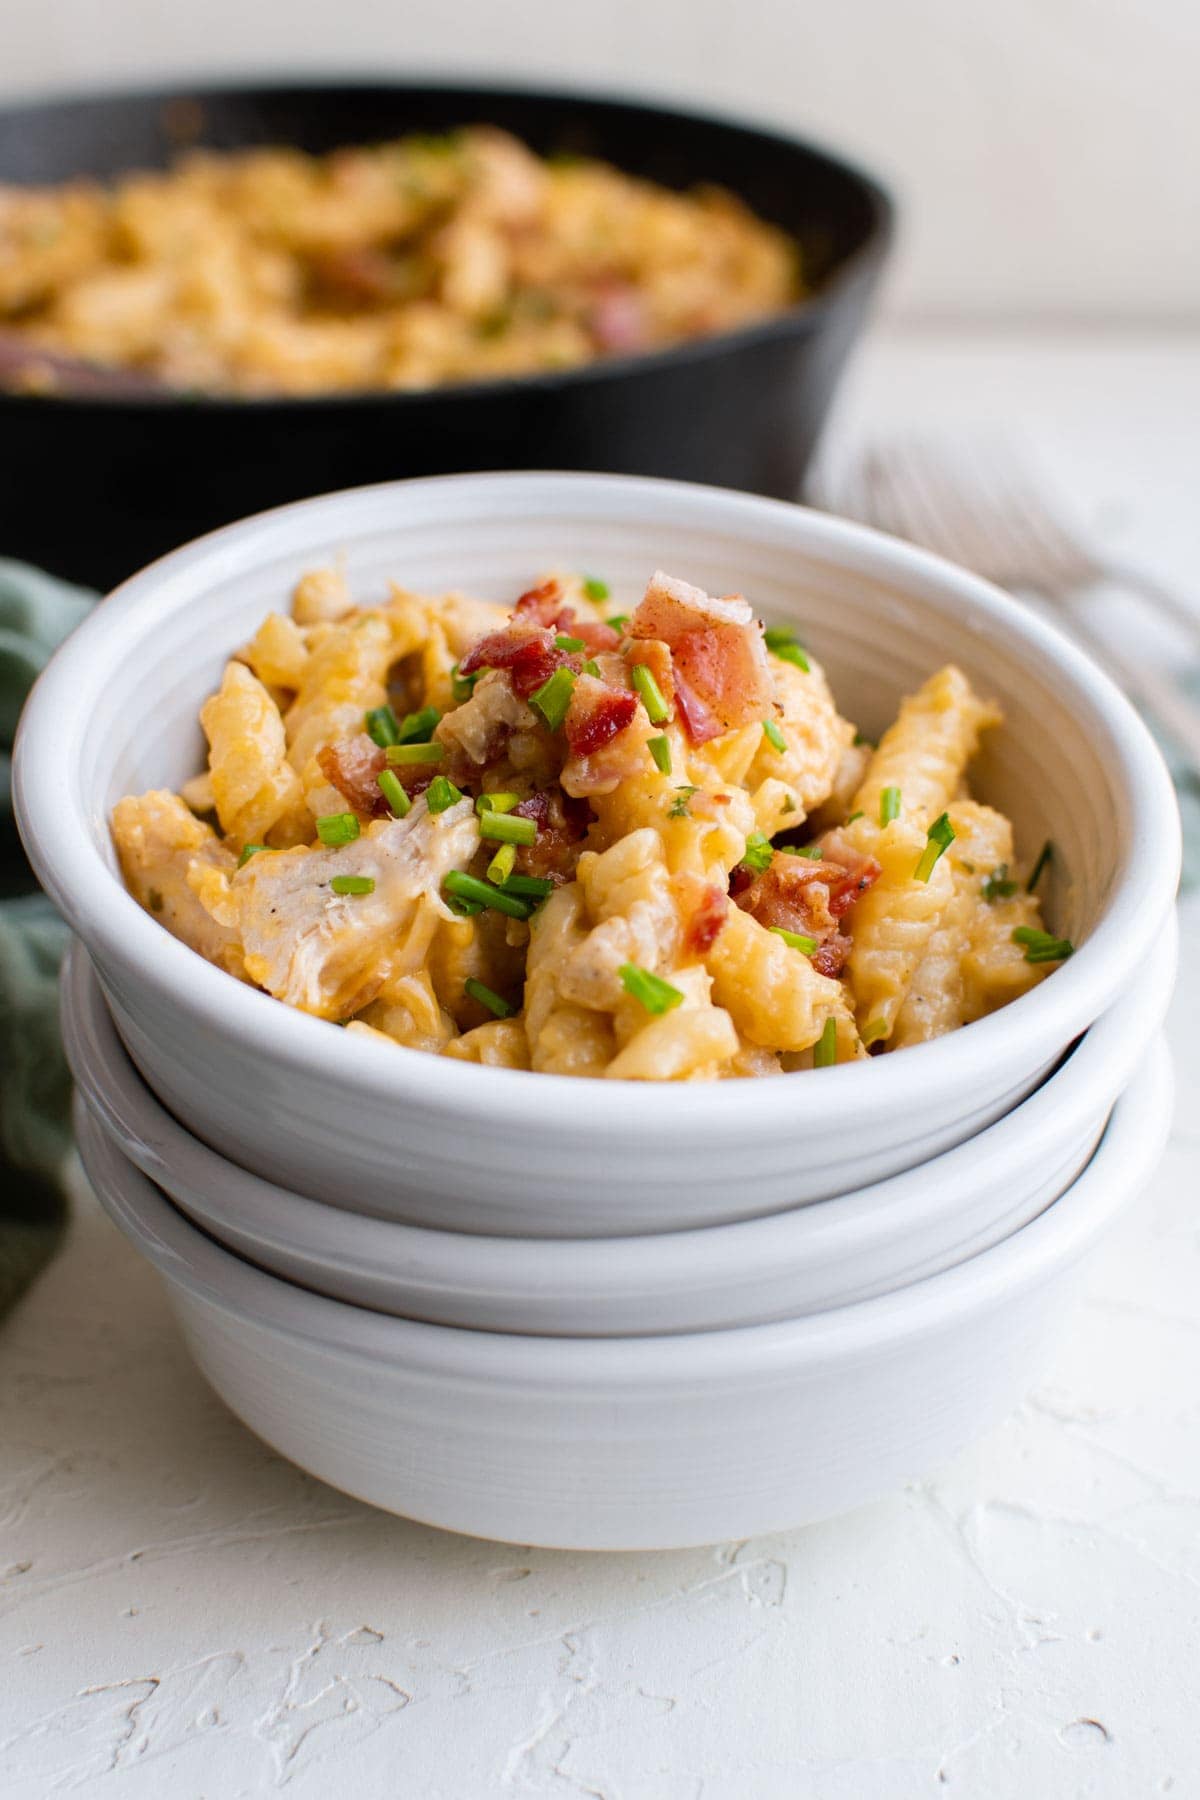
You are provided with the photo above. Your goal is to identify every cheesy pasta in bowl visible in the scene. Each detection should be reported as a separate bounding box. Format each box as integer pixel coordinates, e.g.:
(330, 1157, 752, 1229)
(111, 562, 1065, 1081)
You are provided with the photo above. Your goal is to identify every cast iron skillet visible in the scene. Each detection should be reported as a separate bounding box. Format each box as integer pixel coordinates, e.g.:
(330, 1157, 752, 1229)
(0, 81, 893, 588)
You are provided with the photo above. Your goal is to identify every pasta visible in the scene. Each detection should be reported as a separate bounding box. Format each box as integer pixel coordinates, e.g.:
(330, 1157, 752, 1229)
(1, 128, 800, 397)
(112, 566, 1070, 1080)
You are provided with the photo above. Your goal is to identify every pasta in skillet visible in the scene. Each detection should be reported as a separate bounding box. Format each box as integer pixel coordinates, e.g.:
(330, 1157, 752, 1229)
(112, 567, 1072, 1079)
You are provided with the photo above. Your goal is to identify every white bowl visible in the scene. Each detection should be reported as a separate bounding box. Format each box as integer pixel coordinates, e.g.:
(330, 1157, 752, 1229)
(17, 473, 1180, 1234)
(75, 1037, 1173, 1550)
(64, 915, 1177, 1333)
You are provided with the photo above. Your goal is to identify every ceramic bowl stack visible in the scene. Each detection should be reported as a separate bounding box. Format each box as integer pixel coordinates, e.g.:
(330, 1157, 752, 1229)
(17, 473, 1181, 1551)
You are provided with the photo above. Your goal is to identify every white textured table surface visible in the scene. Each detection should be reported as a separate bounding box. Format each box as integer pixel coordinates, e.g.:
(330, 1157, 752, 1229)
(3, 328, 1198, 1800)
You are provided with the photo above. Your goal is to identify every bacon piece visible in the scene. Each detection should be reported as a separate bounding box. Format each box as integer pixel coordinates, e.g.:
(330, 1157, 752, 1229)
(812, 933, 852, 979)
(630, 570, 772, 735)
(589, 282, 649, 353)
(734, 846, 880, 972)
(513, 579, 572, 631)
(564, 677, 638, 757)
(672, 666, 724, 745)
(513, 789, 592, 882)
(573, 617, 621, 654)
(317, 734, 387, 816)
(458, 624, 568, 699)
(683, 882, 729, 957)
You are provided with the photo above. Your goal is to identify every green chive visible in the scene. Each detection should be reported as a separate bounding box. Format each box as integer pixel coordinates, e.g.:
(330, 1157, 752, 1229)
(583, 577, 610, 602)
(477, 791, 520, 814)
(861, 1017, 889, 1046)
(584, 658, 602, 678)
(846, 810, 865, 824)
(854, 730, 876, 749)
(1026, 840, 1053, 893)
(479, 811, 537, 846)
(880, 786, 901, 826)
(446, 894, 484, 917)
(668, 786, 698, 819)
(498, 873, 555, 898)
(813, 1017, 838, 1068)
(631, 663, 670, 725)
(763, 718, 787, 753)
(386, 741, 444, 766)
(741, 831, 774, 874)
(426, 775, 463, 814)
(770, 926, 818, 954)
(914, 811, 956, 882)
(444, 870, 532, 919)
(1012, 925, 1074, 964)
(237, 842, 266, 868)
(316, 812, 360, 847)
(618, 963, 684, 1015)
(982, 863, 1017, 903)
(450, 661, 476, 703)
(364, 704, 401, 747)
(397, 704, 441, 744)
(555, 633, 586, 653)
(648, 734, 672, 774)
(763, 627, 811, 673)
(606, 614, 630, 634)
(464, 976, 514, 1019)
(377, 769, 412, 818)
(792, 844, 825, 860)
(530, 665, 576, 731)
(486, 841, 517, 884)
(330, 874, 374, 896)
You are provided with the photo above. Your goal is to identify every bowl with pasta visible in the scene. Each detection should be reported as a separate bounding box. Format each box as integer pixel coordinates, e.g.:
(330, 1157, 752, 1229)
(15, 472, 1180, 1234)
(74, 1042, 1174, 1547)
(64, 921, 1177, 1334)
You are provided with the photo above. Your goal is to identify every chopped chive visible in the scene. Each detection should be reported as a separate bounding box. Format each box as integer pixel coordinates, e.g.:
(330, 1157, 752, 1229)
(1026, 840, 1053, 893)
(555, 633, 586, 653)
(479, 811, 537, 846)
(792, 844, 825, 860)
(397, 704, 441, 744)
(583, 576, 610, 602)
(583, 658, 602, 678)
(606, 613, 630, 633)
(770, 926, 818, 954)
(316, 811, 360, 847)
(330, 874, 375, 896)
(364, 703, 400, 747)
(764, 627, 811, 673)
(914, 811, 955, 882)
(880, 786, 901, 826)
(450, 661, 476, 703)
(762, 718, 787, 753)
(648, 734, 672, 774)
(861, 1017, 888, 1046)
(982, 863, 1017, 903)
(386, 741, 444, 766)
(618, 963, 684, 1015)
(487, 841, 517, 884)
(1012, 925, 1074, 964)
(499, 873, 555, 898)
(846, 810, 865, 824)
(668, 785, 698, 819)
(741, 831, 774, 874)
(377, 769, 412, 818)
(530, 665, 576, 731)
(426, 774, 463, 814)
(237, 842, 266, 868)
(630, 663, 670, 724)
(464, 976, 514, 1019)
(854, 730, 876, 749)
(813, 1016, 838, 1068)
(477, 791, 520, 814)
(444, 869, 532, 919)
(446, 894, 484, 917)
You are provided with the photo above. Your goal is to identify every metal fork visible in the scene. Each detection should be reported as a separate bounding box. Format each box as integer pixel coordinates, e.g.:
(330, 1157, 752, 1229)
(810, 433, 1200, 767)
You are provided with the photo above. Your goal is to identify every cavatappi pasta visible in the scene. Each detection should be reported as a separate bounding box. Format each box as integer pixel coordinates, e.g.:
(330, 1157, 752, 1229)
(112, 568, 1071, 1080)
(0, 128, 799, 396)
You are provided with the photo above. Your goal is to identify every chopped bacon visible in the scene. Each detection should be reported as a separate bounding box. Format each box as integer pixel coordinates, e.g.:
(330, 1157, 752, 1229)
(513, 580, 572, 631)
(316, 734, 387, 816)
(589, 283, 649, 353)
(812, 933, 852, 979)
(513, 789, 591, 882)
(683, 882, 729, 957)
(630, 570, 772, 735)
(672, 666, 725, 745)
(564, 677, 638, 757)
(458, 624, 569, 699)
(573, 617, 621, 654)
(734, 845, 881, 973)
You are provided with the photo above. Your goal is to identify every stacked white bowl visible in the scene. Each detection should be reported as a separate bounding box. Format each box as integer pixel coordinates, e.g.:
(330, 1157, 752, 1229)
(16, 473, 1181, 1550)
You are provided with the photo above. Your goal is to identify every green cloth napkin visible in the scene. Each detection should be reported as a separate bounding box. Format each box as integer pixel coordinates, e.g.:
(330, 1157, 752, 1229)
(0, 559, 97, 1319)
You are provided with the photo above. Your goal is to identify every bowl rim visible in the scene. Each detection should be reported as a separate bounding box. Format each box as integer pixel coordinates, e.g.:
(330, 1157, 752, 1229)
(16, 469, 1182, 1136)
(63, 914, 1177, 1289)
(0, 72, 893, 415)
(75, 1036, 1173, 1382)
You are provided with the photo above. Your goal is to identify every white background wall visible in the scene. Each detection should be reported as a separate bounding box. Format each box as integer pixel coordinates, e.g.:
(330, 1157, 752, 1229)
(4, 0, 1198, 324)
